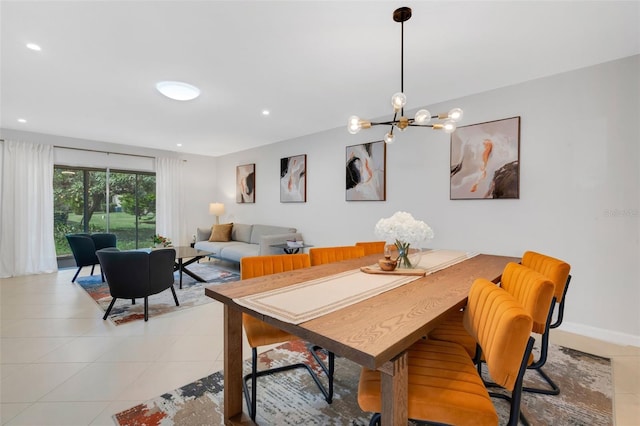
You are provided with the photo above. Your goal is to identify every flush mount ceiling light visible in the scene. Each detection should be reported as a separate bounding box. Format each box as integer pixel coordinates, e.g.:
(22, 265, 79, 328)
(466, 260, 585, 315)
(26, 43, 41, 51)
(156, 81, 201, 101)
(348, 7, 463, 144)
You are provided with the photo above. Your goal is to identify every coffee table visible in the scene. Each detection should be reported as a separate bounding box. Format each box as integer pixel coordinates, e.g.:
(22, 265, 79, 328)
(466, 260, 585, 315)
(173, 246, 212, 289)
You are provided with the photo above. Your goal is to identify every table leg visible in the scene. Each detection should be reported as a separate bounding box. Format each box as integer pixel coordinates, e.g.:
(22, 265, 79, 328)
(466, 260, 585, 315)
(379, 351, 408, 425)
(179, 256, 207, 284)
(224, 305, 246, 423)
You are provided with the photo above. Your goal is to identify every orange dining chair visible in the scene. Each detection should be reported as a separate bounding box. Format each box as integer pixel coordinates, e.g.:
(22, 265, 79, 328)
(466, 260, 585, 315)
(307, 245, 366, 373)
(358, 274, 550, 426)
(428, 261, 559, 360)
(519, 250, 571, 395)
(354, 241, 386, 256)
(309, 245, 366, 266)
(240, 254, 333, 421)
(426, 261, 559, 424)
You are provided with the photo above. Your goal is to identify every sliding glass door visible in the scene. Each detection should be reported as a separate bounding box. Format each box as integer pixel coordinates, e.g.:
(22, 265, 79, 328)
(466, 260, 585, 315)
(107, 171, 156, 250)
(53, 167, 155, 257)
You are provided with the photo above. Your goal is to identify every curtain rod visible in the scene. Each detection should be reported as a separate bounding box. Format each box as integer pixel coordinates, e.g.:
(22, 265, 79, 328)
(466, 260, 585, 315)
(54, 145, 186, 161)
(53, 145, 156, 159)
(2, 141, 186, 161)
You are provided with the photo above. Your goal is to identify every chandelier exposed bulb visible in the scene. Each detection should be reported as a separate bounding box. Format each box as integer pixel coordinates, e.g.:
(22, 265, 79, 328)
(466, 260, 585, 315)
(442, 119, 457, 134)
(347, 115, 372, 134)
(391, 92, 407, 111)
(414, 109, 431, 125)
(448, 108, 464, 122)
(348, 115, 362, 134)
(384, 132, 395, 144)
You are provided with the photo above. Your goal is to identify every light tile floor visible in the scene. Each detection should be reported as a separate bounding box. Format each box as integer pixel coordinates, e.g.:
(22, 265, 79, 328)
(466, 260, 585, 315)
(1, 263, 639, 425)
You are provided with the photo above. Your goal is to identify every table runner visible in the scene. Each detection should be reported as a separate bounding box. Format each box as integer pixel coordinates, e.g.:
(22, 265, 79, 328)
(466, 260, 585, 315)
(234, 249, 477, 324)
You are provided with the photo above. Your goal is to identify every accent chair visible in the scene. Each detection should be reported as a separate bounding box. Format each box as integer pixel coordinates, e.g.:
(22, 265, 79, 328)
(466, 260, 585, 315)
(65, 232, 117, 282)
(96, 247, 178, 321)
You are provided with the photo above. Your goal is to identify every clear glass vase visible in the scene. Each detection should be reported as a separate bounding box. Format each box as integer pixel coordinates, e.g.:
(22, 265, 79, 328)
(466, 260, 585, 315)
(394, 241, 422, 269)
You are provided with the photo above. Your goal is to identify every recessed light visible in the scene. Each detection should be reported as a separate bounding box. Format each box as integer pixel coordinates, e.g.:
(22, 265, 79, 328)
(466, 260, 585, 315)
(176, 143, 182, 147)
(26, 43, 41, 51)
(156, 81, 200, 101)
(17, 118, 27, 123)
(262, 110, 270, 116)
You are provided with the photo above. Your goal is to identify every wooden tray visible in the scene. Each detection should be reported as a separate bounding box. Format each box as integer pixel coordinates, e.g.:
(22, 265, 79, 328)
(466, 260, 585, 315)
(360, 266, 427, 276)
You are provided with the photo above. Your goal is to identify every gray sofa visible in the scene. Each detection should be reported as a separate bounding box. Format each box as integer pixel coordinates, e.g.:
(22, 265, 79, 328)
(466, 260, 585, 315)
(194, 223, 302, 263)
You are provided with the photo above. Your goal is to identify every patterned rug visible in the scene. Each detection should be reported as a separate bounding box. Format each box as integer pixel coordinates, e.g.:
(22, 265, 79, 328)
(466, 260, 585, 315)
(76, 262, 239, 325)
(113, 340, 613, 425)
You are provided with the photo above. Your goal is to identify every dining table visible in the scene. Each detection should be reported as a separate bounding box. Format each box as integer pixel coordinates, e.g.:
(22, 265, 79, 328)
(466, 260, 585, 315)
(204, 250, 520, 425)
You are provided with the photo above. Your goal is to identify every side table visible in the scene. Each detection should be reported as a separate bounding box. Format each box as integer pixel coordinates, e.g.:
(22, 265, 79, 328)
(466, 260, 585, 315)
(270, 243, 314, 255)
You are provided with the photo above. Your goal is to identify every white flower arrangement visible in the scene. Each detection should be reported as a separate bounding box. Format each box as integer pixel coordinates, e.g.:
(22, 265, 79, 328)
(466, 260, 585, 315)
(375, 211, 434, 268)
(374, 211, 434, 246)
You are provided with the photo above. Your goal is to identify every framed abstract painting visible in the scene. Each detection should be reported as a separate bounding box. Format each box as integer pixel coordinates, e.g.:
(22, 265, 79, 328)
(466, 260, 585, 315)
(236, 163, 255, 203)
(345, 141, 386, 201)
(450, 116, 520, 199)
(280, 154, 307, 202)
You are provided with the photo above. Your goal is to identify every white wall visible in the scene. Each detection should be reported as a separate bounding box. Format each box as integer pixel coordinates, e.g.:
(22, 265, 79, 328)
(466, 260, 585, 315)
(2, 56, 638, 346)
(211, 56, 640, 346)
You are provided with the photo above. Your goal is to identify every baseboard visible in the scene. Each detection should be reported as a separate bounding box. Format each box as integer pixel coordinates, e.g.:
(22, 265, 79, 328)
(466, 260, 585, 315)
(561, 321, 640, 348)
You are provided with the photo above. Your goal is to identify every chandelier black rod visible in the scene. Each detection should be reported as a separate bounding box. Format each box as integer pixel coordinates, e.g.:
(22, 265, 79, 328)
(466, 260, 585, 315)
(400, 19, 404, 117)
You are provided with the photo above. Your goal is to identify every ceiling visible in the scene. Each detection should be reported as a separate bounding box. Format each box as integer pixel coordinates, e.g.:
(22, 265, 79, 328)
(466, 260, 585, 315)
(2, 1, 639, 157)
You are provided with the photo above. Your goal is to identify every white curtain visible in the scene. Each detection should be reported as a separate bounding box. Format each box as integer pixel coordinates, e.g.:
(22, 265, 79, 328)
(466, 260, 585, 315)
(155, 157, 186, 246)
(0, 140, 57, 277)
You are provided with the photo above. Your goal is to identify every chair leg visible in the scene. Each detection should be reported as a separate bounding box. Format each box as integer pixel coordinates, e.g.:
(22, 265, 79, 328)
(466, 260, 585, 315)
(103, 298, 117, 320)
(170, 285, 180, 306)
(523, 300, 560, 395)
(144, 296, 149, 321)
(488, 337, 535, 426)
(309, 344, 334, 402)
(72, 267, 82, 283)
(524, 367, 560, 395)
(242, 348, 259, 421)
(243, 345, 333, 421)
(90, 265, 95, 276)
(369, 413, 381, 426)
(132, 299, 135, 304)
(101, 271, 105, 282)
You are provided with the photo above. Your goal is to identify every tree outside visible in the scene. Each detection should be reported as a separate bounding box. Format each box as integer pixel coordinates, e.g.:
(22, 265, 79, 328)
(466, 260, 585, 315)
(54, 168, 156, 256)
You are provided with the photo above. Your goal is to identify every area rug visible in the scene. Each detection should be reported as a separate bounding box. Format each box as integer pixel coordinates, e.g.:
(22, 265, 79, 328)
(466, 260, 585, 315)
(76, 262, 239, 325)
(113, 340, 613, 426)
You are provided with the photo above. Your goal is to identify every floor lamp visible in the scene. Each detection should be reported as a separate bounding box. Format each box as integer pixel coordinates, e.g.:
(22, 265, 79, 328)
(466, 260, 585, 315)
(209, 203, 225, 225)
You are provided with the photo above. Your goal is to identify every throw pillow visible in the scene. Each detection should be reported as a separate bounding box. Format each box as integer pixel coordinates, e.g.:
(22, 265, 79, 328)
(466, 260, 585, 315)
(209, 223, 233, 242)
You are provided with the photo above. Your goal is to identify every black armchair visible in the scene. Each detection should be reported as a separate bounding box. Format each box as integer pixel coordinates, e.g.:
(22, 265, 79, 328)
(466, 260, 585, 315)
(96, 248, 179, 321)
(65, 233, 117, 282)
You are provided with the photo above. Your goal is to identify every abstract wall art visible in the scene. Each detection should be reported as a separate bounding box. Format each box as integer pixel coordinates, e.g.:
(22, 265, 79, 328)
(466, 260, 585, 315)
(450, 116, 520, 199)
(280, 154, 307, 202)
(346, 141, 386, 201)
(236, 163, 255, 203)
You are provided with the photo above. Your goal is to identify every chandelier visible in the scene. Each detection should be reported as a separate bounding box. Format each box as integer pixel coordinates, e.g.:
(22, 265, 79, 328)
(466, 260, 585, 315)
(347, 7, 463, 144)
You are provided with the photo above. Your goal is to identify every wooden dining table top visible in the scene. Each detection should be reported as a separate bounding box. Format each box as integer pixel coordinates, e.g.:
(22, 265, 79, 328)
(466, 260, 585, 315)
(205, 252, 519, 371)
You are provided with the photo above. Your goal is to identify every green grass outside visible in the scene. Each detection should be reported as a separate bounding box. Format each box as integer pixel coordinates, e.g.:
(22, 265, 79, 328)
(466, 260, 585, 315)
(55, 211, 156, 256)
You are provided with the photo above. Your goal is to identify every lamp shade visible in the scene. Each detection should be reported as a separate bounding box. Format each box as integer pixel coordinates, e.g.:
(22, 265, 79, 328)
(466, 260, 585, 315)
(209, 203, 225, 216)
